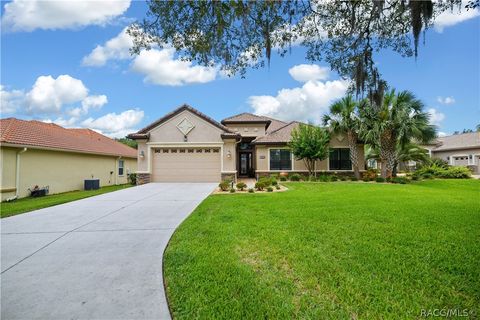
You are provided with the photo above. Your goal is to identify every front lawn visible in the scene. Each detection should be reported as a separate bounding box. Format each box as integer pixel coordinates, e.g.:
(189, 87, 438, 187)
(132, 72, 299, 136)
(164, 180, 479, 319)
(1, 184, 133, 218)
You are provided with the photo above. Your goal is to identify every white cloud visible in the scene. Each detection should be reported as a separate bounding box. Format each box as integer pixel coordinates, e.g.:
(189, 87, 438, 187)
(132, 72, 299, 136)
(428, 108, 446, 125)
(433, 4, 479, 32)
(83, 28, 218, 86)
(437, 96, 456, 105)
(288, 64, 330, 82)
(1, 0, 131, 32)
(248, 79, 349, 123)
(82, 27, 133, 66)
(42, 117, 78, 128)
(131, 48, 217, 86)
(81, 109, 144, 138)
(0, 85, 25, 114)
(25, 75, 89, 114)
(438, 131, 448, 137)
(2, 75, 107, 117)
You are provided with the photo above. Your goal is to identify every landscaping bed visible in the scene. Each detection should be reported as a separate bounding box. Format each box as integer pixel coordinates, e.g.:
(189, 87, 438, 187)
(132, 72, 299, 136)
(163, 180, 479, 319)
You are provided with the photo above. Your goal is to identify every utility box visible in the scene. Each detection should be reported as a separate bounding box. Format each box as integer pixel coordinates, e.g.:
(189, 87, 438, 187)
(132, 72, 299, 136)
(84, 179, 100, 190)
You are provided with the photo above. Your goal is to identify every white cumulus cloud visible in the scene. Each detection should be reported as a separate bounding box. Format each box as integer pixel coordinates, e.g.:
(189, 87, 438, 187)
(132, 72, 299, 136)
(82, 27, 133, 66)
(1, 0, 131, 32)
(428, 108, 446, 125)
(131, 48, 217, 86)
(0, 85, 25, 114)
(433, 4, 479, 33)
(25, 75, 89, 114)
(288, 64, 330, 82)
(437, 96, 456, 105)
(82, 28, 219, 86)
(81, 109, 144, 138)
(248, 78, 349, 123)
(2, 75, 107, 117)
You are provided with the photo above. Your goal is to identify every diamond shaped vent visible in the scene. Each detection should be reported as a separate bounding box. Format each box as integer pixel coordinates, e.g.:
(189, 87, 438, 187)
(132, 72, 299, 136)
(176, 118, 195, 135)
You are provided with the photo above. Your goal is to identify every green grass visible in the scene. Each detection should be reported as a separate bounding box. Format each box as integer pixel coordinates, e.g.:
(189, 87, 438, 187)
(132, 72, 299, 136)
(1, 184, 133, 218)
(164, 180, 480, 319)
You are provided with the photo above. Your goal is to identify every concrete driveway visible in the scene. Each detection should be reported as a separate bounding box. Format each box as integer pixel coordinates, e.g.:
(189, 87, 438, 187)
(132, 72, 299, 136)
(1, 183, 216, 320)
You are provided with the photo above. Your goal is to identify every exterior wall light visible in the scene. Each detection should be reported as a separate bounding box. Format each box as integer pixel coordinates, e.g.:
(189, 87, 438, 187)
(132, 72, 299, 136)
(139, 150, 145, 159)
(227, 150, 232, 158)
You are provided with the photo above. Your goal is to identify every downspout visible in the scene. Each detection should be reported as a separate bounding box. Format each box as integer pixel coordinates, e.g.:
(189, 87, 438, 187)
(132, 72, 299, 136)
(15, 147, 28, 198)
(115, 156, 121, 185)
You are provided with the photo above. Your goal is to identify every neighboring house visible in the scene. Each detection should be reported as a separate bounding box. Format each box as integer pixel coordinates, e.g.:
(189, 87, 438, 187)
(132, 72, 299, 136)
(424, 132, 480, 173)
(127, 104, 365, 183)
(0, 118, 137, 201)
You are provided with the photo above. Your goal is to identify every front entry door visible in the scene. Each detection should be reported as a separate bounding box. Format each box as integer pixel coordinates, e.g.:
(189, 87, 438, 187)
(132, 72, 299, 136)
(239, 152, 253, 177)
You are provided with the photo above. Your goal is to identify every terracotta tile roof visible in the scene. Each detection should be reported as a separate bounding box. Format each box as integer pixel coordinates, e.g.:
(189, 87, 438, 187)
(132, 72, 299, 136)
(252, 121, 302, 145)
(221, 112, 272, 123)
(0, 118, 137, 158)
(433, 132, 480, 151)
(221, 112, 287, 134)
(131, 104, 235, 137)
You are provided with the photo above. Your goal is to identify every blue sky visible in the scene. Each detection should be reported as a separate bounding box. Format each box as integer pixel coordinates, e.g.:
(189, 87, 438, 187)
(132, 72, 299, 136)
(1, 1, 479, 137)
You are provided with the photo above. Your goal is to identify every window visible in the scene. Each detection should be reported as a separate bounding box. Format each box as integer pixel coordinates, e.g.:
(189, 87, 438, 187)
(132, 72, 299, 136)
(329, 148, 352, 170)
(118, 160, 125, 176)
(269, 149, 292, 170)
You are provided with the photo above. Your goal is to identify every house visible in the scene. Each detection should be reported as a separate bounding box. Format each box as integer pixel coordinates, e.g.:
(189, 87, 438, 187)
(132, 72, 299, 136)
(0, 118, 137, 201)
(127, 104, 365, 183)
(424, 132, 480, 173)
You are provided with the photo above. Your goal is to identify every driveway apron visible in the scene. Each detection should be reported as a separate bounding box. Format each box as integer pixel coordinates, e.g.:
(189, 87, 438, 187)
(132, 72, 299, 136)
(1, 183, 216, 320)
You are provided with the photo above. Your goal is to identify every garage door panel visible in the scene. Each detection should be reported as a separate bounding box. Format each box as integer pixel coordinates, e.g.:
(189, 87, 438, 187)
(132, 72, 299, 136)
(152, 148, 221, 182)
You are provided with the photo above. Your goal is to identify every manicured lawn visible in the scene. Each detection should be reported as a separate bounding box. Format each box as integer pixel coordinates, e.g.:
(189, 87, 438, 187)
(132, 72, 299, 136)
(1, 184, 133, 218)
(164, 180, 480, 319)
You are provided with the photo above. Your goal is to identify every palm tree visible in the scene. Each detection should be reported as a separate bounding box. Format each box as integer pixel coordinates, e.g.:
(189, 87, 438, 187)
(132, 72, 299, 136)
(366, 143, 430, 175)
(323, 95, 363, 179)
(360, 90, 436, 178)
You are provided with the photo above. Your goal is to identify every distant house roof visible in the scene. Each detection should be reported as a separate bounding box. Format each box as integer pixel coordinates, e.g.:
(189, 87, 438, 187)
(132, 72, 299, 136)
(0, 118, 137, 158)
(130, 104, 236, 138)
(252, 121, 302, 145)
(433, 132, 480, 152)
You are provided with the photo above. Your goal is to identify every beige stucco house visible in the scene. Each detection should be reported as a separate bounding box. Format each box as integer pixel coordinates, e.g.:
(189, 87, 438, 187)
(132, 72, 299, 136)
(424, 132, 480, 173)
(127, 104, 365, 183)
(0, 118, 137, 201)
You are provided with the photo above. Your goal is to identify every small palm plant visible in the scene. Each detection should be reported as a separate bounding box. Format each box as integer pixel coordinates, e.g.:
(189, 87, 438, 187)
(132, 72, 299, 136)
(323, 95, 363, 179)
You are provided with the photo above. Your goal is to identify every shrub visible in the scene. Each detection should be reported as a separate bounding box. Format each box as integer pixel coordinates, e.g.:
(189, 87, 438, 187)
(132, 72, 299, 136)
(350, 176, 358, 181)
(279, 176, 287, 181)
(331, 175, 338, 182)
(411, 175, 419, 181)
(229, 188, 236, 193)
(362, 177, 370, 182)
(258, 177, 273, 187)
(275, 185, 281, 190)
(266, 186, 274, 192)
(248, 188, 255, 193)
(289, 173, 301, 181)
(236, 182, 247, 191)
(439, 166, 471, 179)
(340, 176, 347, 181)
(128, 173, 137, 185)
(376, 177, 385, 183)
(317, 174, 330, 182)
(427, 158, 450, 169)
(271, 179, 278, 186)
(308, 175, 317, 182)
(413, 164, 471, 180)
(391, 177, 409, 184)
(363, 168, 378, 180)
(255, 181, 266, 191)
(219, 180, 230, 191)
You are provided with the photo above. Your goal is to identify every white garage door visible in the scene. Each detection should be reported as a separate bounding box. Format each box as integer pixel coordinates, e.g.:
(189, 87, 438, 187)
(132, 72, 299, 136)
(152, 147, 221, 182)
